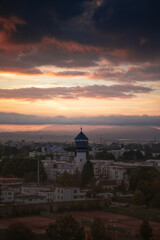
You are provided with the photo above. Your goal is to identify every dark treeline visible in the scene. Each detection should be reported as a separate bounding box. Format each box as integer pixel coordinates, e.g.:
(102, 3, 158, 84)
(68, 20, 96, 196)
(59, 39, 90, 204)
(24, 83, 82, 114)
(0, 157, 46, 182)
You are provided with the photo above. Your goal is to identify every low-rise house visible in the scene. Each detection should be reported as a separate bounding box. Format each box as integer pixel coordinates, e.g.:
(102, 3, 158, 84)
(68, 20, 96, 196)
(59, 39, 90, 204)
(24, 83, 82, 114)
(15, 195, 46, 204)
(0, 190, 14, 203)
(42, 160, 76, 180)
(21, 186, 55, 202)
(54, 187, 86, 202)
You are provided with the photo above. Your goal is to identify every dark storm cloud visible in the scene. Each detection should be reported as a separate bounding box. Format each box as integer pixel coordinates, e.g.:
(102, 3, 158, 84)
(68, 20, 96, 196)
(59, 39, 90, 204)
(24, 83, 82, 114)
(0, 1, 159, 54)
(0, 84, 152, 101)
(0, 112, 160, 126)
(0, 0, 160, 75)
(0, 0, 94, 45)
(93, 0, 160, 60)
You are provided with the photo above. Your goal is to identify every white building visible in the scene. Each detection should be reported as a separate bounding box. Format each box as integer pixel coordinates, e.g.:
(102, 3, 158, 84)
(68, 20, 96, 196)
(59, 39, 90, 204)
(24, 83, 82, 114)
(108, 149, 125, 160)
(144, 159, 160, 167)
(54, 187, 86, 202)
(0, 190, 14, 203)
(42, 160, 76, 180)
(15, 195, 46, 204)
(21, 186, 55, 202)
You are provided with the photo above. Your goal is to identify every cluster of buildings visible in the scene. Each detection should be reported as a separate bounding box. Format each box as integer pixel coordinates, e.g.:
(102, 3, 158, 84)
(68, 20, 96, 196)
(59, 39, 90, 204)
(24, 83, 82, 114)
(42, 128, 89, 180)
(1, 129, 160, 205)
(0, 178, 85, 204)
(42, 129, 160, 189)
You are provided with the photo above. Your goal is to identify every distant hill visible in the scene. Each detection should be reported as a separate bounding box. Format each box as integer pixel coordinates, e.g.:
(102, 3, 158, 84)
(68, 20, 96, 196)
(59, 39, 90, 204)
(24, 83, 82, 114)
(0, 126, 159, 143)
(87, 126, 160, 141)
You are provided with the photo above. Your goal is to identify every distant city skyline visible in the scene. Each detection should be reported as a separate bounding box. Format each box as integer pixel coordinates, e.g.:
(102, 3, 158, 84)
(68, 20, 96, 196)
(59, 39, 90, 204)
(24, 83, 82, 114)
(0, 1, 160, 132)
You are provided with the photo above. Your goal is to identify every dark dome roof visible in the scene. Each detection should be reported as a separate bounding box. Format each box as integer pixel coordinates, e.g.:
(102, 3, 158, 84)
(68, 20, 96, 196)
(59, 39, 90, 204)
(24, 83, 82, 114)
(75, 128, 88, 141)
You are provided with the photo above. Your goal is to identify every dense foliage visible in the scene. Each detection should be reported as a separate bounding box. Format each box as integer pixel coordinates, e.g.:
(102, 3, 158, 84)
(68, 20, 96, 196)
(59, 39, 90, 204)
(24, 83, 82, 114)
(139, 219, 152, 240)
(46, 214, 85, 240)
(129, 167, 160, 207)
(121, 150, 144, 161)
(0, 144, 32, 158)
(81, 160, 94, 186)
(56, 171, 81, 187)
(0, 157, 47, 182)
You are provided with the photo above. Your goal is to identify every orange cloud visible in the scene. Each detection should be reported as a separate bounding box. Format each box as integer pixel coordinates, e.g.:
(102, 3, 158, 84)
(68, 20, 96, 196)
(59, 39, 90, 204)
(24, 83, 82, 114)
(0, 16, 25, 45)
(0, 15, 104, 54)
(0, 16, 26, 33)
(39, 36, 104, 53)
(109, 49, 129, 59)
(0, 85, 152, 102)
(0, 68, 42, 76)
(45, 70, 89, 78)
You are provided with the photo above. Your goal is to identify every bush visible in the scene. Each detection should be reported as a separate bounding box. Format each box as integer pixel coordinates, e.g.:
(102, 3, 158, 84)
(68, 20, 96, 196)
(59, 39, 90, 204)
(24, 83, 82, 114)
(139, 219, 152, 240)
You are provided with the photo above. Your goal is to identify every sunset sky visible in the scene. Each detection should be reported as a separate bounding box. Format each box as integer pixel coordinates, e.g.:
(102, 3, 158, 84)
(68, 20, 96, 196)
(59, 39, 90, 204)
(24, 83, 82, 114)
(0, 0, 160, 131)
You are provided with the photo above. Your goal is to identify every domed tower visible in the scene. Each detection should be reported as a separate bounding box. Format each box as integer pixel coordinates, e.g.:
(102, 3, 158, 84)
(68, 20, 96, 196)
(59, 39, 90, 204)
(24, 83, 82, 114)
(74, 128, 88, 172)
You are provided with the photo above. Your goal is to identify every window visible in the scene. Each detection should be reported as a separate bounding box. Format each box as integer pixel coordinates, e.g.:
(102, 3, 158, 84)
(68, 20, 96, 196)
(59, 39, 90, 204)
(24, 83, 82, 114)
(74, 189, 77, 193)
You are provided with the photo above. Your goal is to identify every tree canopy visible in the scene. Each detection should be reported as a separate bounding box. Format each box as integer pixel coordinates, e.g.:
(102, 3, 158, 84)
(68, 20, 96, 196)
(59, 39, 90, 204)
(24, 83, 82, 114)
(129, 167, 160, 207)
(139, 219, 152, 240)
(121, 150, 144, 161)
(131, 190, 145, 205)
(56, 171, 81, 187)
(0, 157, 47, 182)
(46, 214, 85, 240)
(81, 160, 94, 187)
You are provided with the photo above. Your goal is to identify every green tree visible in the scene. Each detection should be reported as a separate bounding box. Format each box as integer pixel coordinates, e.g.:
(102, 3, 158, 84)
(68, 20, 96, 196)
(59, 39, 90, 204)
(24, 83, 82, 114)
(131, 190, 145, 205)
(128, 167, 160, 205)
(0, 157, 47, 182)
(122, 150, 144, 161)
(81, 160, 94, 186)
(56, 172, 73, 186)
(56, 171, 81, 187)
(129, 167, 160, 191)
(46, 214, 85, 240)
(91, 218, 111, 240)
(6, 222, 35, 240)
(139, 219, 152, 240)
